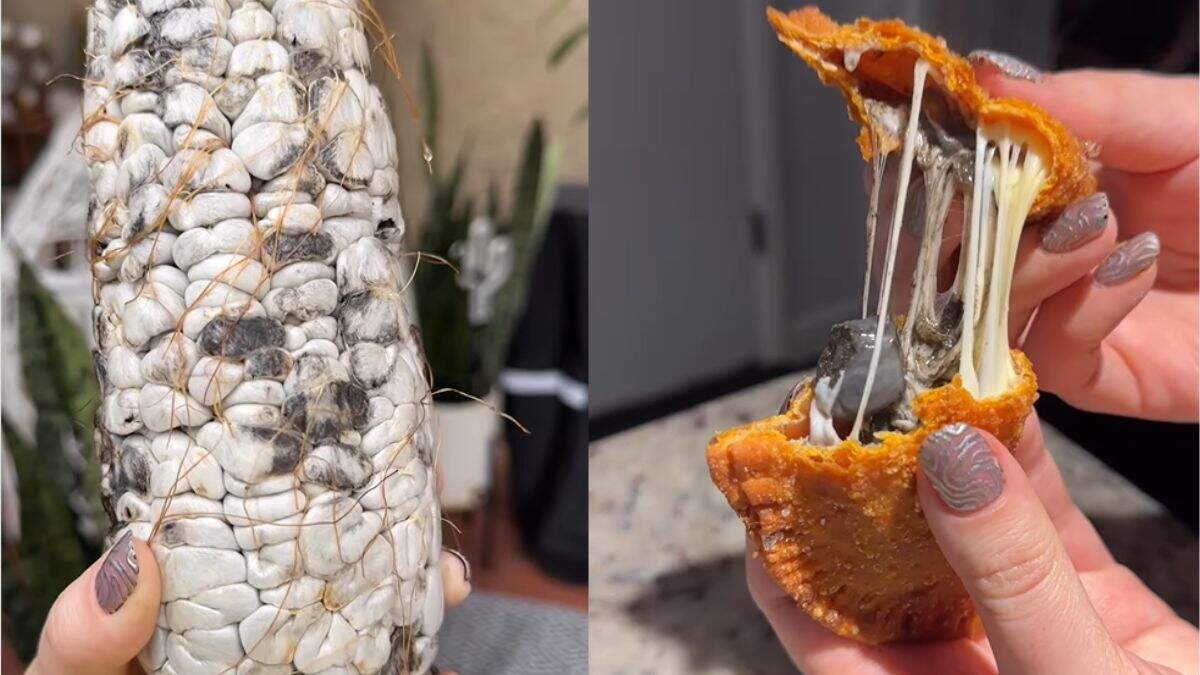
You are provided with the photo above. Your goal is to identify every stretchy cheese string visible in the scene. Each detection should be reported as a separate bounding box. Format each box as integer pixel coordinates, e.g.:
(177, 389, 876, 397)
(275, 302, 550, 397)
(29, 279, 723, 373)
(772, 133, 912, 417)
(850, 60, 929, 441)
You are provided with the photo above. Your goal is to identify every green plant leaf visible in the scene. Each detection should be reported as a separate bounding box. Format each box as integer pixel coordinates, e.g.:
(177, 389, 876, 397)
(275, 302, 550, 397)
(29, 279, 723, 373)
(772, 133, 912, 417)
(416, 131, 477, 397)
(472, 120, 562, 394)
(420, 42, 439, 161)
(548, 23, 588, 69)
(2, 416, 90, 662)
(16, 259, 104, 545)
(486, 179, 501, 223)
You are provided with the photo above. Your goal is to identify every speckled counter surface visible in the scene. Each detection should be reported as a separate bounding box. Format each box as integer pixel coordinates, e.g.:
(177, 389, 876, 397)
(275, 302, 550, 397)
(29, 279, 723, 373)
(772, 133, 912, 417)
(588, 371, 1198, 674)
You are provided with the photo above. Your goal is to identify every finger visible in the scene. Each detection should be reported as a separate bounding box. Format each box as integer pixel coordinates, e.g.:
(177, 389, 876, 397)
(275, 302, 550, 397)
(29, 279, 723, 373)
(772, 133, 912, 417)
(973, 67, 1199, 174)
(1007, 414, 1114, 572)
(1100, 163, 1199, 289)
(1022, 232, 1161, 416)
(440, 549, 471, 610)
(1077, 565, 1181, 645)
(1009, 192, 1117, 343)
(917, 424, 1128, 674)
(30, 532, 161, 675)
(744, 542, 996, 674)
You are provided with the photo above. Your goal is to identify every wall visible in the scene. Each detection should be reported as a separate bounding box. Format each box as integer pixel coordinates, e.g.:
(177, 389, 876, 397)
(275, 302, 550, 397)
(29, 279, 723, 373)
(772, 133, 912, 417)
(589, 1, 758, 415)
(379, 0, 589, 232)
(0, 0, 588, 239)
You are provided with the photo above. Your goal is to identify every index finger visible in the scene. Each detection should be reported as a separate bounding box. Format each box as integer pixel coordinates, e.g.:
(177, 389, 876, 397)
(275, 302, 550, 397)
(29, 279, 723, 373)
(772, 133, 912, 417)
(917, 426, 1127, 675)
(974, 67, 1199, 174)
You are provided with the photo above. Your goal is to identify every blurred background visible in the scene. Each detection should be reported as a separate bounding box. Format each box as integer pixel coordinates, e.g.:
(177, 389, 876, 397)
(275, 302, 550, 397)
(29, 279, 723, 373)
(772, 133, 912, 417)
(589, 1, 1196, 672)
(1, 1, 587, 672)
(590, 0, 1197, 516)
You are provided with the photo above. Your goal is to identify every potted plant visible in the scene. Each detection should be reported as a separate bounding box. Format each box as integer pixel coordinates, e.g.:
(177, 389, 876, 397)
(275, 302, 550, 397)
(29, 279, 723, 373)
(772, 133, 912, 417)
(413, 45, 560, 513)
(2, 256, 105, 662)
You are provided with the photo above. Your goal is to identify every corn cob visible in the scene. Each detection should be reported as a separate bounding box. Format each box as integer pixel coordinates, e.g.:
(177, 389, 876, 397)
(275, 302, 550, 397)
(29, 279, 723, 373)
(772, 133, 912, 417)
(82, 1, 442, 672)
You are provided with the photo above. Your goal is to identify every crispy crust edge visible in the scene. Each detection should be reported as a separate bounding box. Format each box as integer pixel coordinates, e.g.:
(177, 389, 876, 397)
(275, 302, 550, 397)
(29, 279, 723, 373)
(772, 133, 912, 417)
(766, 5, 1096, 220)
(706, 351, 1038, 642)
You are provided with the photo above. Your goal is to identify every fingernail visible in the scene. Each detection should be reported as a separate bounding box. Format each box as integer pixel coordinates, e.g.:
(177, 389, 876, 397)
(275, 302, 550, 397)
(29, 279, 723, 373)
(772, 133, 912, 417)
(919, 423, 1005, 514)
(95, 530, 139, 614)
(1041, 192, 1109, 253)
(445, 547, 471, 584)
(1095, 232, 1160, 286)
(968, 49, 1044, 82)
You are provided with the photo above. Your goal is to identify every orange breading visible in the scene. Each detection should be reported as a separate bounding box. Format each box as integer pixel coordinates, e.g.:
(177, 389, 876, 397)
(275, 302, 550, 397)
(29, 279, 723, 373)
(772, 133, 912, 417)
(707, 352, 1038, 643)
(766, 6, 1095, 220)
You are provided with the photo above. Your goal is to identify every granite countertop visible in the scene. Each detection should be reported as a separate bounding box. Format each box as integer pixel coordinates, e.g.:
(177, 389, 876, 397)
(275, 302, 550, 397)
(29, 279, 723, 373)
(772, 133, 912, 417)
(588, 371, 1198, 674)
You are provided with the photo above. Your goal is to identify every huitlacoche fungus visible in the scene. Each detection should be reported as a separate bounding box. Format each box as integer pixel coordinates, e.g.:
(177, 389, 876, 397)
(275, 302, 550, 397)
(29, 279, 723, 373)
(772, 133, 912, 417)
(802, 58, 1048, 446)
(83, 0, 443, 672)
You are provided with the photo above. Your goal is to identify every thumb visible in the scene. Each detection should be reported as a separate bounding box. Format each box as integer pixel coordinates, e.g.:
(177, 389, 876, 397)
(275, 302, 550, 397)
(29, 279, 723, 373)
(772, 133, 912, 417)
(30, 530, 161, 675)
(916, 424, 1129, 674)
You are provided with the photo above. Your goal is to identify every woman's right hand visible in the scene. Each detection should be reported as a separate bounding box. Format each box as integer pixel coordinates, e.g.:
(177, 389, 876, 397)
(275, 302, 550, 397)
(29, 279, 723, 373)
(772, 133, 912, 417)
(979, 64, 1199, 422)
(747, 413, 1199, 674)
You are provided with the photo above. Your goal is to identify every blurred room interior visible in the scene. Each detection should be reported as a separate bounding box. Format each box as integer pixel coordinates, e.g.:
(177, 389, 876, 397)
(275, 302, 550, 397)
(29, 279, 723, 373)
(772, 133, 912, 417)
(590, 0, 1196, 522)
(0, 0, 587, 671)
(589, 1, 1196, 672)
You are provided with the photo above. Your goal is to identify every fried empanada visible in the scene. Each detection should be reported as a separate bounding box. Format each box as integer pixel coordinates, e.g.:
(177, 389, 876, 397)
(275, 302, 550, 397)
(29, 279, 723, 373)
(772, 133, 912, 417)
(707, 6, 1097, 644)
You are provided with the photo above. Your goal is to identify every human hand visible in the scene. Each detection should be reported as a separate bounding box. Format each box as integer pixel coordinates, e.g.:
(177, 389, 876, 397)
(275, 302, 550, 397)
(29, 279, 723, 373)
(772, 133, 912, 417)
(974, 60, 1199, 423)
(746, 413, 1198, 674)
(865, 63, 1196, 422)
(24, 535, 472, 674)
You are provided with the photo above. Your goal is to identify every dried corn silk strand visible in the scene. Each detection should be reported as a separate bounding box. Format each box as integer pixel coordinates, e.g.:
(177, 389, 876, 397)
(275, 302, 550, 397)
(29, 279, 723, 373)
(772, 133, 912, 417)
(83, 1, 441, 673)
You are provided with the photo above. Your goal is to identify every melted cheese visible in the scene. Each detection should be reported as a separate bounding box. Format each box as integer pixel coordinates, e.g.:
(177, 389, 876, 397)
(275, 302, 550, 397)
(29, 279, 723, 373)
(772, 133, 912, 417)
(809, 375, 844, 445)
(848, 60, 930, 441)
(971, 126, 1047, 397)
(808, 61, 1049, 446)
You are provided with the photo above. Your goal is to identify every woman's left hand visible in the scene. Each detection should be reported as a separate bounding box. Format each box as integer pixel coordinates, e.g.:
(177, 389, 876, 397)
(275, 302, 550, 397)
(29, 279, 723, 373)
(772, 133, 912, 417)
(24, 536, 472, 675)
(26, 460, 472, 674)
(747, 413, 1199, 674)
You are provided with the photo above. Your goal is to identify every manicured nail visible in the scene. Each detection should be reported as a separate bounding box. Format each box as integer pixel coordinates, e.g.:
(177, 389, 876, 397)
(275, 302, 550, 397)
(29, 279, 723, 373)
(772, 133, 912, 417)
(1041, 192, 1109, 253)
(968, 49, 1044, 82)
(1095, 232, 1160, 286)
(95, 531, 139, 614)
(919, 423, 1004, 514)
(445, 547, 471, 584)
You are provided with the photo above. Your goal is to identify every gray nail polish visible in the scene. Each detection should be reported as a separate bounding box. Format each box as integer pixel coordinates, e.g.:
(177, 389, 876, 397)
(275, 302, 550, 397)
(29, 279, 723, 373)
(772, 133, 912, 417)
(445, 547, 471, 584)
(1041, 192, 1109, 253)
(968, 49, 1044, 82)
(919, 423, 1004, 513)
(1095, 232, 1160, 286)
(95, 530, 139, 614)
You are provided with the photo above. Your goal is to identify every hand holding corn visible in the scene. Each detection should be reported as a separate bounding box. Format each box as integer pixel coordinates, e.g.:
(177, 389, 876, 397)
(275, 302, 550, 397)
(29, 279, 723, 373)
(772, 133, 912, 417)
(82, 0, 458, 672)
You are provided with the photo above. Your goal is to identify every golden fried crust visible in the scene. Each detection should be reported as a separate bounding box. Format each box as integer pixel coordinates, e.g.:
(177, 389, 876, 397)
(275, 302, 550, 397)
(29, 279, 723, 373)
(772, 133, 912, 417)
(707, 352, 1038, 643)
(766, 6, 1096, 220)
